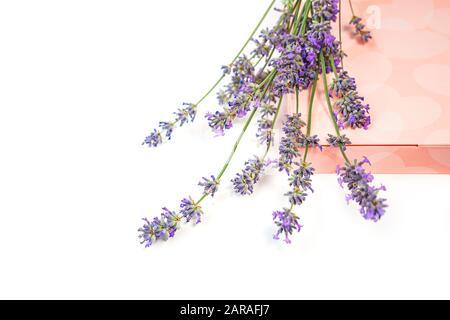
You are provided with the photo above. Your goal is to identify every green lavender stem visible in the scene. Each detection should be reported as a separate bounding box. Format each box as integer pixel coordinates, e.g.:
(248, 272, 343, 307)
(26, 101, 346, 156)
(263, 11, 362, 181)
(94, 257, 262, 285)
(291, 0, 303, 32)
(348, 0, 356, 17)
(302, 77, 318, 162)
(196, 107, 258, 206)
(229, 0, 277, 68)
(319, 52, 351, 164)
(196, 71, 277, 205)
(298, 0, 312, 36)
(263, 95, 284, 160)
(194, 0, 277, 107)
(194, 75, 225, 106)
(339, 0, 344, 69)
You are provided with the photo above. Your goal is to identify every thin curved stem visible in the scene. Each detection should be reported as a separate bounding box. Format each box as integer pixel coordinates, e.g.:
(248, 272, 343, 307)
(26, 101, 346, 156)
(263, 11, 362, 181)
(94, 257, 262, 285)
(291, 0, 303, 33)
(302, 77, 318, 162)
(298, 0, 312, 36)
(263, 95, 284, 160)
(330, 57, 339, 78)
(194, 0, 277, 107)
(216, 108, 258, 181)
(319, 52, 351, 165)
(229, 0, 277, 68)
(196, 72, 277, 206)
(194, 75, 225, 106)
(348, 0, 356, 17)
(339, 0, 344, 69)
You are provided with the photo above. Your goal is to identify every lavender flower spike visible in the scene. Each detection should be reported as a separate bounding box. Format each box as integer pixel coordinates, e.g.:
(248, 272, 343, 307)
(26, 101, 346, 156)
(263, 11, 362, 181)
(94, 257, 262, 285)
(327, 134, 351, 151)
(138, 208, 182, 247)
(142, 129, 162, 148)
(337, 157, 388, 222)
(273, 208, 302, 244)
(199, 175, 220, 197)
(350, 16, 372, 43)
(180, 197, 204, 224)
(231, 157, 266, 196)
(330, 71, 371, 130)
(174, 103, 197, 127)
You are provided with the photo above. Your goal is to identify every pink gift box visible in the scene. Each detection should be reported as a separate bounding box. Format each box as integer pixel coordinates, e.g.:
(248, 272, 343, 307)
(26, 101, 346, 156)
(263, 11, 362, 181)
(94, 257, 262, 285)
(286, 0, 450, 174)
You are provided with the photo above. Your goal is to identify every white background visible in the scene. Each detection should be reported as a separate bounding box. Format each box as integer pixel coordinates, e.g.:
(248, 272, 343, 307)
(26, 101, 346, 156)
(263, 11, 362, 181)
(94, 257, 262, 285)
(1, 0, 450, 300)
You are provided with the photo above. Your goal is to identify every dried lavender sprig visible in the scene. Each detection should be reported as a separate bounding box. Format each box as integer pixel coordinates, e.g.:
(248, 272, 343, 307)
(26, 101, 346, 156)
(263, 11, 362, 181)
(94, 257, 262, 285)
(180, 197, 204, 224)
(202, 0, 277, 106)
(138, 72, 277, 248)
(232, 93, 284, 196)
(327, 134, 351, 151)
(302, 78, 318, 161)
(321, 52, 388, 221)
(231, 157, 266, 196)
(319, 51, 351, 164)
(198, 176, 220, 198)
(350, 16, 372, 43)
(207, 67, 277, 136)
(194, 73, 278, 206)
(257, 95, 284, 149)
(143, 103, 197, 147)
(337, 158, 387, 221)
(143, 0, 277, 148)
(330, 71, 371, 130)
(347, 0, 371, 42)
(138, 208, 182, 247)
(273, 206, 302, 244)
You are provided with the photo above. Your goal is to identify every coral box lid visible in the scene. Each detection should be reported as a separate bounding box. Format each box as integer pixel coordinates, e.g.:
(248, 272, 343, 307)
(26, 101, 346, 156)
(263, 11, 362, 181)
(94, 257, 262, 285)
(289, 0, 450, 173)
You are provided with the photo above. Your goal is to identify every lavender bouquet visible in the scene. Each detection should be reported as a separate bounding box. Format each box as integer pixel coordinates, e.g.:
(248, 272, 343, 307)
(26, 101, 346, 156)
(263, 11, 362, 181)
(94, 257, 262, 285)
(139, 0, 387, 247)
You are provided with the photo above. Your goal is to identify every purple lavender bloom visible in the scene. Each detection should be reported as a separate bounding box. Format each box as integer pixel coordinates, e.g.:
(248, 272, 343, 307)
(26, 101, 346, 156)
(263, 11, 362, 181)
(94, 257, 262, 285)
(330, 71, 371, 130)
(272, 35, 317, 95)
(289, 163, 315, 192)
(217, 90, 230, 106)
(327, 134, 351, 151)
(199, 175, 220, 197)
(252, 28, 273, 58)
(257, 121, 274, 146)
(337, 157, 388, 222)
(143, 102, 197, 147)
(142, 129, 162, 148)
(282, 114, 306, 140)
(285, 188, 307, 205)
(285, 162, 315, 206)
(252, 7, 291, 59)
(159, 121, 175, 140)
(221, 65, 231, 75)
(299, 134, 322, 151)
(277, 114, 306, 174)
(335, 91, 371, 129)
(205, 110, 234, 136)
(307, 21, 335, 50)
(232, 55, 255, 82)
(273, 208, 302, 244)
(330, 71, 357, 96)
(312, 0, 339, 22)
(208, 55, 257, 135)
(350, 16, 372, 43)
(231, 157, 265, 196)
(279, 137, 300, 164)
(174, 103, 197, 127)
(259, 103, 277, 118)
(138, 218, 157, 247)
(303, 1, 342, 73)
(138, 208, 182, 247)
(180, 197, 204, 224)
